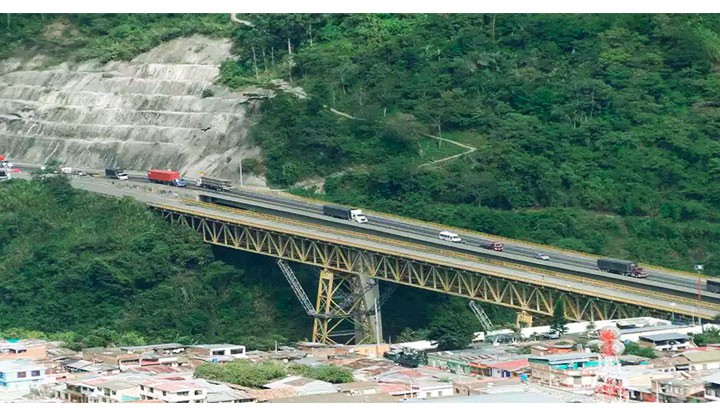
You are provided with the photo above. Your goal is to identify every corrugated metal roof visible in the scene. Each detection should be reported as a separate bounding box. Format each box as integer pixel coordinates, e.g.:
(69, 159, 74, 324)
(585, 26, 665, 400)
(639, 332, 690, 342)
(681, 350, 720, 363)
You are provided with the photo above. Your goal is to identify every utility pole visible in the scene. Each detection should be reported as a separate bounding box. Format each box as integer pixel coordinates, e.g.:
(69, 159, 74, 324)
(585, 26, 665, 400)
(239, 158, 243, 187)
(695, 264, 704, 328)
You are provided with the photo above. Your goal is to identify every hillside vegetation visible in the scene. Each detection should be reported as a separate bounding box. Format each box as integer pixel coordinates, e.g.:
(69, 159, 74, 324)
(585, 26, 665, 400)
(226, 14, 720, 274)
(0, 176, 310, 349)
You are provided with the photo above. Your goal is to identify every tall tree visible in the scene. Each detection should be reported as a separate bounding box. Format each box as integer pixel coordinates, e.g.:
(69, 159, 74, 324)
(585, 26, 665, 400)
(550, 300, 569, 335)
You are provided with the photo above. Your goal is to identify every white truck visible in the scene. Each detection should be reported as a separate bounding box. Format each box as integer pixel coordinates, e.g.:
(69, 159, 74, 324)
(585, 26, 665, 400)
(322, 205, 368, 223)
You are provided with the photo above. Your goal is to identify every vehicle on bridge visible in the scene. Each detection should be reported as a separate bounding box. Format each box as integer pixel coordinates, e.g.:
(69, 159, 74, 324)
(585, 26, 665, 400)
(105, 167, 129, 180)
(197, 176, 232, 192)
(439, 231, 462, 243)
(708, 279, 720, 294)
(322, 205, 368, 223)
(534, 252, 550, 260)
(482, 241, 504, 252)
(147, 169, 187, 187)
(597, 258, 649, 278)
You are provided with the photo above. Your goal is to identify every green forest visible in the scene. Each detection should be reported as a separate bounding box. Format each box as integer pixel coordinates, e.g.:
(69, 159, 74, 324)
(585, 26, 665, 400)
(2, 13, 720, 349)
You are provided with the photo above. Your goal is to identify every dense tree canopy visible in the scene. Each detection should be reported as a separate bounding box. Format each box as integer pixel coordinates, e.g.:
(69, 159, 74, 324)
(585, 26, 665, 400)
(0, 178, 310, 349)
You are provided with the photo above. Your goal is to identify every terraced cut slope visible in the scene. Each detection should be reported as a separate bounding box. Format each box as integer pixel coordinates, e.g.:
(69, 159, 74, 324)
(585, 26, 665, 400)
(0, 35, 266, 186)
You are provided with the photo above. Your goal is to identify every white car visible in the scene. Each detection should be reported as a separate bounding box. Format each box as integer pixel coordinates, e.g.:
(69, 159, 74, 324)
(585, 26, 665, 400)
(534, 253, 550, 261)
(439, 231, 462, 243)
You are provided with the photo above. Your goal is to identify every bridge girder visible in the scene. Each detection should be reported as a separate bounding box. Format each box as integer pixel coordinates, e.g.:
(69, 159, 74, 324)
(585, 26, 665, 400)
(152, 206, 687, 325)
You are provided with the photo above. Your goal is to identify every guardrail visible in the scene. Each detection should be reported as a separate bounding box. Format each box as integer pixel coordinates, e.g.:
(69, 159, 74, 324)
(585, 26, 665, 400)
(169, 199, 720, 317)
(227, 186, 711, 281)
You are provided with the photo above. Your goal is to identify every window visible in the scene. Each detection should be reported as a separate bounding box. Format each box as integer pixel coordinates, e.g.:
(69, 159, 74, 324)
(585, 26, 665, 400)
(438, 391, 443, 397)
(177, 391, 189, 396)
(194, 390, 202, 395)
(31, 370, 41, 377)
(140, 385, 144, 390)
(425, 392, 431, 398)
(17, 371, 26, 378)
(163, 391, 167, 396)
(230, 348, 244, 355)
(149, 388, 154, 393)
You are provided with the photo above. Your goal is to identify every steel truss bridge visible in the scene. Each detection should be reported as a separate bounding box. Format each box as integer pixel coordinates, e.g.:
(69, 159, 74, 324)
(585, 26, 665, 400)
(147, 198, 720, 345)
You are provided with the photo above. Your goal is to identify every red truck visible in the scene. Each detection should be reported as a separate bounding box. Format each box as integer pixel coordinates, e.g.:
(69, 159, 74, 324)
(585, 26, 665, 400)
(482, 241, 504, 252)
(147, 169, 187, 187)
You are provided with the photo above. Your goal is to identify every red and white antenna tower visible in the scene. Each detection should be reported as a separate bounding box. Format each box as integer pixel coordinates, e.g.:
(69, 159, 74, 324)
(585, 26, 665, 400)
(594, 326, 625, 401)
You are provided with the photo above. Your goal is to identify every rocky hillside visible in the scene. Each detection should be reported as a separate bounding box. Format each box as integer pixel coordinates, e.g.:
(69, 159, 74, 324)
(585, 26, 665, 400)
(0, 35, 266, 186)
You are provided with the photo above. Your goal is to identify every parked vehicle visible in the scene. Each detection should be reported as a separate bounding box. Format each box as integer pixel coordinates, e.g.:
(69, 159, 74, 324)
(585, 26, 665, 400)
(322, 205, 368, 223)
(197, 176, 233, 192)
(439, 231, 462, 243)
(105, 167, 129, 180)
(147, 169, 187, 187)
(707, 279, 720, 294)
(597, 258, 649, 278)
(482, 241, 504, 251)
(534, 253, 550, 260)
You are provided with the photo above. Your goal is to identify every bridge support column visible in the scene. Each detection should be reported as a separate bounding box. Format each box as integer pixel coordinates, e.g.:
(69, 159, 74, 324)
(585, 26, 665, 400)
(516, 311, 533, 328)
(358, 273, 382, 345)
(311, 270, 373, 345)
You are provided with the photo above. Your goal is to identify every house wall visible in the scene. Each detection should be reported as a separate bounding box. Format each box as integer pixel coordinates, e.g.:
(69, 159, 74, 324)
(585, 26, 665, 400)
(0, 366, 46, 390)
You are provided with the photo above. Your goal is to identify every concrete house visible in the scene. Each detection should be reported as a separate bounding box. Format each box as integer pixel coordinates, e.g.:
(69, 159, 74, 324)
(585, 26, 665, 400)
(139, 379, 207, 403)
(0, 359, 47, 391)
(528, 352, 599, 389)
(680, 350, 720, 371)
(638, 333, 692, 352)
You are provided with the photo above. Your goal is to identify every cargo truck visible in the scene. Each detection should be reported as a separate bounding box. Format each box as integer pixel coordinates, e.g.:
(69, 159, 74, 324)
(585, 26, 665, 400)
(197, 176, 232, 192)
(322, 205, 368, 223)
(147, 169, 187, 187)
(597, 258, 649, 278)
(708, 279, 720, 294)
(105, 167, 129, 180)
(482, 241, 504, 252)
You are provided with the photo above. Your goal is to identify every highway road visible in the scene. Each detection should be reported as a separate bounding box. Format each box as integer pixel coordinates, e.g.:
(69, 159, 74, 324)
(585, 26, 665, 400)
(7, 162, 717, 298)
(32, 173, 720, 320)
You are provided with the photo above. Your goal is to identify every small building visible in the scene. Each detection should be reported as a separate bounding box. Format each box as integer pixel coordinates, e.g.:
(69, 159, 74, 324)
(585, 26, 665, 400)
(704, 373, 720, 402)
(0, 340, 49, 361)
(653, 377, 707, 403)
(263, 375, 337, 396)
(139, 379, 207, 403)
(336, 381, 381, 396)
(649, 356, 691, 372)
(192, 379, 255, 403)
(528, 352, 599, 389)
(185, 344, 246, 362)
(119, 343, 185, 355)
(90, 379, 141, 403)
(0, 359, 47, 391)
(638, 333, 692, 353)
(413, 379, 454, 399)
(82, 348, 142, 370)
(680, 350, 720, 371)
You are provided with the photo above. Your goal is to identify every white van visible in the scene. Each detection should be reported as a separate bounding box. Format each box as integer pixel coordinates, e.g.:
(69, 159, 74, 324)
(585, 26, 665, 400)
(439, 231, 462, 243)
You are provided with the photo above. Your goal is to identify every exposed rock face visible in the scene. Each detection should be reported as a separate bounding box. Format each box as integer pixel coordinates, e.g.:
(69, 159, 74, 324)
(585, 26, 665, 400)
(0, 35, 268, 186)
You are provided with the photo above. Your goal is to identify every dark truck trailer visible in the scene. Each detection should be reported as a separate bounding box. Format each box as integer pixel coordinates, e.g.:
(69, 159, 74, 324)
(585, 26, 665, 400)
(597, 258, 649, 278)
(708, 279, 720, 294)
(197, 176, 232, 191)
(322, 205, 368, 223)
(105, 167, 128, 180)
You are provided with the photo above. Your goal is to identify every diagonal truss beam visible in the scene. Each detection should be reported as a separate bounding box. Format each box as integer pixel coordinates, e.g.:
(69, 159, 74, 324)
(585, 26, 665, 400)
(152, 206, 697, 322)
